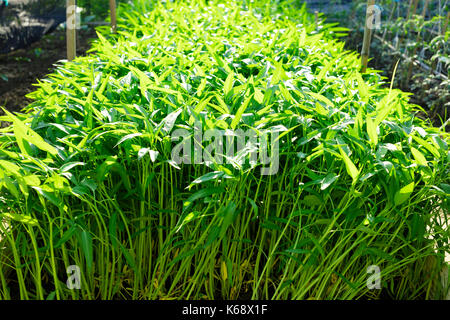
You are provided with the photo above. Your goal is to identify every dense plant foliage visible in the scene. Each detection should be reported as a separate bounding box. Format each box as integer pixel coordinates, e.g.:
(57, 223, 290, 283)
(0, 0, 448, 299)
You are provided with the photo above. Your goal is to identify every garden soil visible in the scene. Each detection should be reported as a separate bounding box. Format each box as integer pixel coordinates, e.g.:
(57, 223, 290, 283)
(0, 27, 97, 117)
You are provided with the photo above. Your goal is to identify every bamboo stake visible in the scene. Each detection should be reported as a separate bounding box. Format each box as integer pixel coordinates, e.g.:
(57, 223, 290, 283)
(407, 0, 419, 20)
(431, 11, 449, 73)
(398, 0, 419, 51)
(406, 0, 429, 84)
(381, 1, 396, 43)
(444, 11, 450, 35)
(421, 0, 430, 18)
(66, 0, 76, 61)
(109, 0, 117, 34)
(361, 0, 376, 73)
(411, 0, 419, 18)
(407, 0, 414, 19)
(398, 0, 411, 52)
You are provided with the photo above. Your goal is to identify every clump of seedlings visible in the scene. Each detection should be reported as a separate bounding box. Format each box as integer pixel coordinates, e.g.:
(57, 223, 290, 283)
(0, 0, 448, 300)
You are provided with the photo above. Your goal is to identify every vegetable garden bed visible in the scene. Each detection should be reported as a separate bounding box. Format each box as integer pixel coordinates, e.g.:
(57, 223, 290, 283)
(0, 0, 448, 300)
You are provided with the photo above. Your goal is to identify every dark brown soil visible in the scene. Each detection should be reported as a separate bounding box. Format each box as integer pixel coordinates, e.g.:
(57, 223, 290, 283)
(0, 27, 98, 114)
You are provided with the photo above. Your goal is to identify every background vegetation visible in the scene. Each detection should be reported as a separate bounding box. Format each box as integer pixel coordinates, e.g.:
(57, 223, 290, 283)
(313, 0, 449, 129)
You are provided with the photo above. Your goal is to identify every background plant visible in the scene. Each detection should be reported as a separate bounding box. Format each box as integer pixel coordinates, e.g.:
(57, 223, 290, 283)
(315, 0, 449, 129)
(77, 0, 124, 20)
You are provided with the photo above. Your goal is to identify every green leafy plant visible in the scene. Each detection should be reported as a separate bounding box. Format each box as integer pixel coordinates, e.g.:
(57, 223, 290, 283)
(0, 0, 448, 300)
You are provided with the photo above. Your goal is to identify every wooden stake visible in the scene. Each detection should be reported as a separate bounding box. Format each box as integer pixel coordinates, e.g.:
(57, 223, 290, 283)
(361, 0, 375, 73)
(382, 1, 397, 43)
(406, 0, 428, 84)
(431, 11, 449, 73)
(66, 0, 76, 61)
(421, 0, 430, 18)
(444, 11, 450, 35)
(411, 0, 419, 18)
(407, 0, 414, 19)
(398, 0, 412, 51)
(109, 0, 117, 33)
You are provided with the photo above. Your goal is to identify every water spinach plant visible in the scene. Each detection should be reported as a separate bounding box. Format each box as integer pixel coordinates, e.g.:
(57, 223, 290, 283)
(0, 0, 448, 300)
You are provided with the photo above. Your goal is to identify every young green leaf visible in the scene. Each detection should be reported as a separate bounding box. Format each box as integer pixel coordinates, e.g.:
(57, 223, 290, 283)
(410, 147, 428, 166)
(79, 230, 93, 272)
(366, 116, 378, 147)
(394, 181, 414, 206)
(339, 147, 359, 182)
(224, 71, 234, 97)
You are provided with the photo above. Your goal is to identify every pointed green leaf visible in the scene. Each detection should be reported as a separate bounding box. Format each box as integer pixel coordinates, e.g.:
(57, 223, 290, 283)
(394, 181, 414, 206)
(339, 147, 359, 182)
(410, 147, 428, 166)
